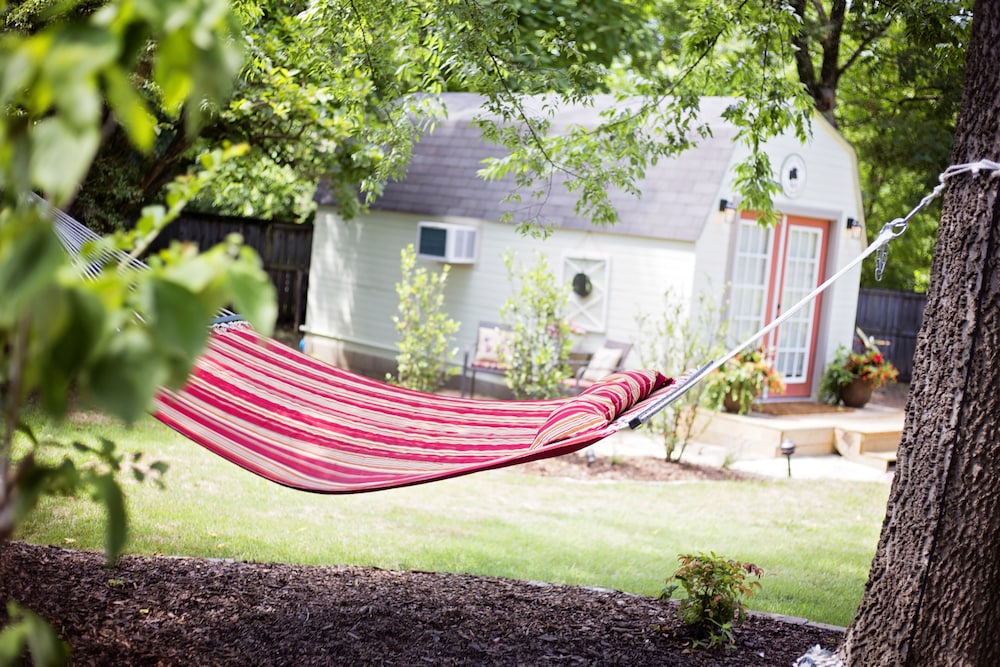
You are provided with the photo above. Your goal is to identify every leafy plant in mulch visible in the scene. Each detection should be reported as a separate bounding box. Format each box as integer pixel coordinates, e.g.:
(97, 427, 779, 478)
(660, 552, 764, 649)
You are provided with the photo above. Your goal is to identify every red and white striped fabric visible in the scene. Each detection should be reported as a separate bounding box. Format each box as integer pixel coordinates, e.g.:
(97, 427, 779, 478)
(154, 326, 675, 493)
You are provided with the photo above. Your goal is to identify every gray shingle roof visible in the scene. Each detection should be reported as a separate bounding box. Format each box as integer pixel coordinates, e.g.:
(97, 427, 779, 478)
(325, 93, 740, 242)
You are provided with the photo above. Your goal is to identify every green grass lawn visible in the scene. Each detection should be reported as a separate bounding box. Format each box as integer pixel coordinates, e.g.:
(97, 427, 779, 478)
(14, 412, 890, 628)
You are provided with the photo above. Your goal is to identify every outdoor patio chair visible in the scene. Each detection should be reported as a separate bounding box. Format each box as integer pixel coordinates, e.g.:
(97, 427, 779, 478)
(562, 340, 633, 395)
(460, 321, 513, 397)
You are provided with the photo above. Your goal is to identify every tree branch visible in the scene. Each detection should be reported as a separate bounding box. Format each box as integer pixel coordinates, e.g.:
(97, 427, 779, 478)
(790, 0, 820, 101)
(837, 17, 893, 79)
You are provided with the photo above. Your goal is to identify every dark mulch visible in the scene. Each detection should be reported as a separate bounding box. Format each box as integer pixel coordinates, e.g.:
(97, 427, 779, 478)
(1, 456, 844, 666)
(518, 453, 757, 483)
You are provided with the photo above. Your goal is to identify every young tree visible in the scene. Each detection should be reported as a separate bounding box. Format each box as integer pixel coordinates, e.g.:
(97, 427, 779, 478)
(635, 288, 727, 461)
(500, 252, 575, 399)
(390, 245, 460, 393)
(839, 2, 1000, 663)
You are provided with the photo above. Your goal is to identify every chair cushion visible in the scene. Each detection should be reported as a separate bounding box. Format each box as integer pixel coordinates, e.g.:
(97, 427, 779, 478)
(473, 327, 511, 366)
(580, 346, 624, 383)
(530, 370, 670, 449)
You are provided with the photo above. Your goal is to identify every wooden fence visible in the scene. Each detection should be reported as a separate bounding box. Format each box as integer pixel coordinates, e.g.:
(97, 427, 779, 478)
(855, 288, 927, 382)
(148, 212, 313, 329)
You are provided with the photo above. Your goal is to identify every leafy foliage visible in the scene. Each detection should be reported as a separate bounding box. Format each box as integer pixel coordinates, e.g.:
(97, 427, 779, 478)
(10, 0, 974, 292)
(660, 552, 764, 650)
(838, 4, 971, 291)
(785, 0, 971, 290)
(0, 0, 243, 207)
(0, 2, 276, 662)
(499, 252, 575, 399)
(0, 602, 70, 667)
(702, 348, 785, 416)
(390, 245, 460, 393)
(635, 288, 728, 461)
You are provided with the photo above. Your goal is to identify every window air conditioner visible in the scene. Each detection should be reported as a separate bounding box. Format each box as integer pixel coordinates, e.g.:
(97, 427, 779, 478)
(416, 222, 478, 264)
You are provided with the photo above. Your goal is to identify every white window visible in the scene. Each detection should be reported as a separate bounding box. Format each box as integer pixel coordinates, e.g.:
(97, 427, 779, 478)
(563, 255, 610, 333)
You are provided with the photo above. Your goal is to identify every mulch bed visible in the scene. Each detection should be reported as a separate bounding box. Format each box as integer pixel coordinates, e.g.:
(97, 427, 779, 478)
(1, 455, 844, 666)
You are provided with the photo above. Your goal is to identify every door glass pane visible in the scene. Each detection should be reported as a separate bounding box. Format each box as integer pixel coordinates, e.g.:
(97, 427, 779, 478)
(729, 221, 772, 344)
(774, 227, 824, 382)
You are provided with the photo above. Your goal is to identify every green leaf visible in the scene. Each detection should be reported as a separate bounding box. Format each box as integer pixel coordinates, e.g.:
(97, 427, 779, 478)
(0, 49, 36, 108)
(30, 116, 99, 202)
(0, 602, 70, 667)
(102, 66, 156, 152)
(0, 213, 65, 327)
(34, 290, 106, 416)
(86, 329, 165, 423)
(144, 278, 213, 385)
(225, 259, 277, 336)
(154, 29, 194, 117)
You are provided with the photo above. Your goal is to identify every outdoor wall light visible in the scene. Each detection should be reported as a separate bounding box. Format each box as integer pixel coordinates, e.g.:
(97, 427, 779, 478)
(718, 197, 740, 224)
(846, 217, 863, 239)
(780, 438, 796, 478)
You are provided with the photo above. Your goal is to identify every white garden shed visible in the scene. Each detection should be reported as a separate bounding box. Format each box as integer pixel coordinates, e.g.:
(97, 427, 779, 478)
(302, 93, 868, 399)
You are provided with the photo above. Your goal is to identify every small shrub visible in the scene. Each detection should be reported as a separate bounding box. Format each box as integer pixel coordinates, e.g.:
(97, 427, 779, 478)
(390, 245, 460, 392)
(499, 251, 575, 399)
(660, 552, 763, 649)
(635, 288, 727, 461)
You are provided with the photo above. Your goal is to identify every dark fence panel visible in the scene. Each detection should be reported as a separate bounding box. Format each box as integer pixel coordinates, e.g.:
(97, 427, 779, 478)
(147, 212, 313, 329)
(855, 288, 926, 382)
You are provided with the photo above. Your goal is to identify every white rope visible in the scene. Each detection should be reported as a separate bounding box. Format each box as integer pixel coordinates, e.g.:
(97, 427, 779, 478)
(33, 193, 238, 322)
(627, 159, 1000, 428)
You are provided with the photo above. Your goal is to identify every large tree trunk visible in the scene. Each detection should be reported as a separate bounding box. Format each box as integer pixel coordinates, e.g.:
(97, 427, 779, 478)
(840, 2, 1000, 665)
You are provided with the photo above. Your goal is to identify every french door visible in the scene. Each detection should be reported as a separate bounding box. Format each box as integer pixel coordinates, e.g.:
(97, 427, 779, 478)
(729, 215, 829, 399)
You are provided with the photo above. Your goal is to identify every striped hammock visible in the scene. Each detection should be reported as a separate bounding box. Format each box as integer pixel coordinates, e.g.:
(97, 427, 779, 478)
(37, 194, 684, 493)
(154, 324, 678, 493)
(38, 174, 927, 492)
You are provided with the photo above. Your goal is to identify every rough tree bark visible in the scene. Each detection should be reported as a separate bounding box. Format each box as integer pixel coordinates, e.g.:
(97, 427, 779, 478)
(840, 2, 1000, 665)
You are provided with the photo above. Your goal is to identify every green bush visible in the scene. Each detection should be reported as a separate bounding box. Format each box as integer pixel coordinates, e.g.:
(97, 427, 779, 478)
(500, 252, 574, 399)
(660, 552, 763, 649)
(635, 288, 727, 461)
(390, 245, 460, 393)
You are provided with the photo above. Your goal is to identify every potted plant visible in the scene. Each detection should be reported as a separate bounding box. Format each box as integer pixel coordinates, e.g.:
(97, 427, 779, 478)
(703, 348, 785, 415)
(818, 345, 899, 407)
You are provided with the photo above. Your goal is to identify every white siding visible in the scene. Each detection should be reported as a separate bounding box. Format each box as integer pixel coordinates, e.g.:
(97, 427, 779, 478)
(305, 210, 698, 372)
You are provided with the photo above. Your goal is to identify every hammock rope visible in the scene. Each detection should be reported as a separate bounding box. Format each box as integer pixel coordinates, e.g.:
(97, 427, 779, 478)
(629, 159, 1000, 428)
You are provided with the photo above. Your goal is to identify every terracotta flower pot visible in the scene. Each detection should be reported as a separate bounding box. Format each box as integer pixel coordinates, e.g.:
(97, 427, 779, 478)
(723, 392, 743, 413)
(841, 377, 874, 408)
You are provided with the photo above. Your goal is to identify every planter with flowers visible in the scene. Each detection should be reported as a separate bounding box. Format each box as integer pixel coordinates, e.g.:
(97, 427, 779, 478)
(703, 348, 785, 415)
(818, 346, 899, 408)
